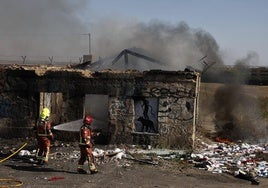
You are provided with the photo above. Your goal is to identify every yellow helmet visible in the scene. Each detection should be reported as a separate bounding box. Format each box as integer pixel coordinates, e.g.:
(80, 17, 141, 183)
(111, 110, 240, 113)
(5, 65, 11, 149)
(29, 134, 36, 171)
(40, 107, 50, 120)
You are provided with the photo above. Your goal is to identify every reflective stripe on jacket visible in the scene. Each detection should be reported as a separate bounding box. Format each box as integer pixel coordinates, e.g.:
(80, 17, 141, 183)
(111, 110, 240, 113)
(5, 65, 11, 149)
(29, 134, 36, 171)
(79, 125, 92, 147)
(37, 119, 52, 137)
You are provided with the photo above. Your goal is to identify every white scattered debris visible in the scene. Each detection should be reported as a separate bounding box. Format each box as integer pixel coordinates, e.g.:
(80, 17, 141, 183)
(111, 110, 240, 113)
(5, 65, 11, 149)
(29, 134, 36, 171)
(113, 152, 126, 160)
(114, 148, 123, 153)
(70, 151, 80, 159)
(92, 148, 105, 157)
(256, 161, 268, 177)
(190, 141, 268, 182)
(93, 148, 125, 159)
(18, 150, 31, 157)
(129, 148, 186, 156)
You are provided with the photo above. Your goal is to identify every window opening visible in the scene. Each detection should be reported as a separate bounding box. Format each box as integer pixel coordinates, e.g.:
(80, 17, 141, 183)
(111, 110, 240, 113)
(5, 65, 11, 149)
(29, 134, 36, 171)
(134, 97, 158, 133)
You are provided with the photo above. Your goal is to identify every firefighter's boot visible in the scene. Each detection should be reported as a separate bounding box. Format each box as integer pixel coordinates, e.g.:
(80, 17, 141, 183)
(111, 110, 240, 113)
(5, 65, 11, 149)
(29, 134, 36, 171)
(89, 163, 98, 174)
(42, 147, 50, 164)
(77, 165, 87, 174)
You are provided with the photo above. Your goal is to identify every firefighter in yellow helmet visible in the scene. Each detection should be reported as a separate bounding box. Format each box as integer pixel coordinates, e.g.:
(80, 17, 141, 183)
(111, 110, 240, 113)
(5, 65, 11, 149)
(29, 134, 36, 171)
(33, 107, 53, 165)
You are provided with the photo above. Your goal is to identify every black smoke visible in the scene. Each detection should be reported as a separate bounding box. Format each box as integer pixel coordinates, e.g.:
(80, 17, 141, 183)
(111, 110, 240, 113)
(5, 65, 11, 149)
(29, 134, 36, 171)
(212, 52, 267, 143)
(91, 19, 224, 71)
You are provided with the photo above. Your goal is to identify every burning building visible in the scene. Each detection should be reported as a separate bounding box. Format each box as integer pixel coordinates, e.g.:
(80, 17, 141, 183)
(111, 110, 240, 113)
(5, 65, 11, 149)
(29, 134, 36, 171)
(0, 51, 200, 149)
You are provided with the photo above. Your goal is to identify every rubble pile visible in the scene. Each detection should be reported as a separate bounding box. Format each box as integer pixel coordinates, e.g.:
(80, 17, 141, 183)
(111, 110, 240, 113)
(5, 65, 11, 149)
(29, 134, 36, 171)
(190, 141, 268, 184)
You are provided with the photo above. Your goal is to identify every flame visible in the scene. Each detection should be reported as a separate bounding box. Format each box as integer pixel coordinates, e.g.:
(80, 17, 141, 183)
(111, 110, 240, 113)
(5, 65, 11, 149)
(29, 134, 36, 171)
(215, 137, 233, 144)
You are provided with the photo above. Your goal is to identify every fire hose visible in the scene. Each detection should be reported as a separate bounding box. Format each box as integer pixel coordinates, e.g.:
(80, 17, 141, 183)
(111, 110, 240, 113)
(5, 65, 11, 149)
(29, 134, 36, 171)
(0, 142, 27, 187)
(0, 142, 28, 163)
(0, 178, 23, 187)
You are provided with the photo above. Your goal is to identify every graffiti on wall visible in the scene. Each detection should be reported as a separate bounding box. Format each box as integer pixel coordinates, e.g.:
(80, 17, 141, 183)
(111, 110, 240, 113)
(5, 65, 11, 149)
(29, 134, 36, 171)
(135, 98, 158, 133)
(110, 98, 130, 121)
(109, 98, 133, 133)
(158, 97, 194, 121)
(146, 85, 195, 122)
(145, 87, 195, 101)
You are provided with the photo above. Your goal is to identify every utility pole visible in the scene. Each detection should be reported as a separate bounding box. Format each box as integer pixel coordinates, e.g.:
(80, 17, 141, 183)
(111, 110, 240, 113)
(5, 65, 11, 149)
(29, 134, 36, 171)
(82, 33, 91, 55)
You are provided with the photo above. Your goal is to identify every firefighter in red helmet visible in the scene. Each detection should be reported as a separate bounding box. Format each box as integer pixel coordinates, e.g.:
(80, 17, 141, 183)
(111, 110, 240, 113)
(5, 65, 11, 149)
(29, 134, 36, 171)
(33, 107, 54, 165)
(77, 114, 99, 174)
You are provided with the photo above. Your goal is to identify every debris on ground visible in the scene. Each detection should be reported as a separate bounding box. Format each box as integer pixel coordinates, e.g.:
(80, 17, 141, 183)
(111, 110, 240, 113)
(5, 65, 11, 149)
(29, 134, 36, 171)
(189, 141, 268, 184)
(1, 138, 268, 186)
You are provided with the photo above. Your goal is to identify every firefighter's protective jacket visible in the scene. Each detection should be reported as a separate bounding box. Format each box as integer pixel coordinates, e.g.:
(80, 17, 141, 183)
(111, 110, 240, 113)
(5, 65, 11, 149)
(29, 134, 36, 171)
(79, 125, 93, 148)
(34, 119, 53, 139)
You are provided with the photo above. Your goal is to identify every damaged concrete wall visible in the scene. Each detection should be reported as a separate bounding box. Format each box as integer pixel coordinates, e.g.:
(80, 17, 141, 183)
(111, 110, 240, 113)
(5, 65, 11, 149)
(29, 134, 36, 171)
(0, 65, 84, 138)
(109, 97, 134, 144)
(104, 71, 200, 149)
(0, 65, 200, 149)
(0, 67, 38, 137)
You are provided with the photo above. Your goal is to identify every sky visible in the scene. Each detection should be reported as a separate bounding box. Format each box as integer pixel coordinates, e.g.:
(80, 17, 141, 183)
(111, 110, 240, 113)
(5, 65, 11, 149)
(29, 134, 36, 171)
(0, 0, 267, 67)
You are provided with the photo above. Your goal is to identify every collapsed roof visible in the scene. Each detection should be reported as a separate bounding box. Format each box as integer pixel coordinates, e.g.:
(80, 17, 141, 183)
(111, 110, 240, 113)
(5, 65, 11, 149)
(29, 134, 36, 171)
(73, 47, 206, 72)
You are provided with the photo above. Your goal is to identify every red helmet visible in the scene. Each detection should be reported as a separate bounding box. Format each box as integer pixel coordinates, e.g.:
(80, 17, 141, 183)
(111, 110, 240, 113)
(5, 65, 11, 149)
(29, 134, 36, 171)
(84, 114, 93, 125)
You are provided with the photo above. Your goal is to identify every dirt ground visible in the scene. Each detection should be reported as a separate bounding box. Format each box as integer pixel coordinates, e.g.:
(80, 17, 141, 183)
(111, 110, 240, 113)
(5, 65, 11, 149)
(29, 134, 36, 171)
(1, 138, 268, 188)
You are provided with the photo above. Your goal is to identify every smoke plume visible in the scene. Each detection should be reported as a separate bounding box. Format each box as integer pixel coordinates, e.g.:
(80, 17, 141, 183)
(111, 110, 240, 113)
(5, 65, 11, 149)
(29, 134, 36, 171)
(0, 0, 89, 62)
(91, 19, 223, 71)
(212, 53, 267, 143)
(0, 0, 224, 70)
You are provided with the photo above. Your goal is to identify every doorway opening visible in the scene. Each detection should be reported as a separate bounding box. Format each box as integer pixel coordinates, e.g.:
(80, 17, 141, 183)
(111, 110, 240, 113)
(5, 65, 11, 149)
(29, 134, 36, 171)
(84, 94, 109, 144)
(40, 92, 63, 125)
